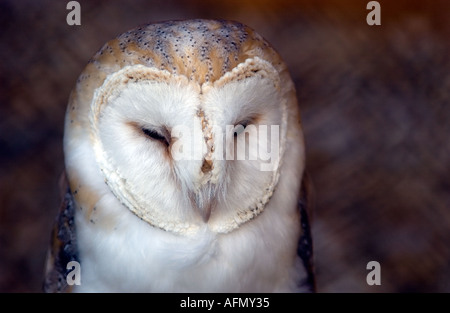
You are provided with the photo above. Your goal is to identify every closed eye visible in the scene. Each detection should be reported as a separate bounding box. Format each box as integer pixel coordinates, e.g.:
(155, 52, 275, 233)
(233, 116, 258, 137)
(234, 121, 249, 137)
(238, 120, 251, 129)
(141, 127, 170, 147)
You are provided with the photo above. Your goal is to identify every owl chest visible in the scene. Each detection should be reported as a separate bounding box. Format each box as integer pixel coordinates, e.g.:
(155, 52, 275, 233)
(75, 216, 295, 292)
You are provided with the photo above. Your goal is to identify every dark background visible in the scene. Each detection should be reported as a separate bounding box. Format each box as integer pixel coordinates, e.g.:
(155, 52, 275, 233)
(1, 0, 449, 292)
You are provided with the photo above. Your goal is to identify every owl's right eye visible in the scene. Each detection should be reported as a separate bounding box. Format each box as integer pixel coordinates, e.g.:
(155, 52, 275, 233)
(141, 127, 170, 147)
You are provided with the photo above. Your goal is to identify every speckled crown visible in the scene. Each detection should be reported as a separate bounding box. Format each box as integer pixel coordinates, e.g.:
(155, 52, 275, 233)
(74, 19, 285, 92)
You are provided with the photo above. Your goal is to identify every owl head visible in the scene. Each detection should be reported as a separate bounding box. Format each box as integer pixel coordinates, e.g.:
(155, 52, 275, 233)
(64, 19, 304, 235)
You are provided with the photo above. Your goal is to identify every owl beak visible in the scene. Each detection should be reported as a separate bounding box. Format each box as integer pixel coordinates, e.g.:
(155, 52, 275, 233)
(190, 183, 216, 223)
(195, 195, 214, 223)
(201, 203, 212, 223)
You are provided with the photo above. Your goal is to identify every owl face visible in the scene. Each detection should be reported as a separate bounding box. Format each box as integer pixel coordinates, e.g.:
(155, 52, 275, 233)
(64, 20, 301, 235)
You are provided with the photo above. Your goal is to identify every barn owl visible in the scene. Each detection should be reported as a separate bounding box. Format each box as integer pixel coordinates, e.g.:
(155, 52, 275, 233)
(44, 19, 314, 293)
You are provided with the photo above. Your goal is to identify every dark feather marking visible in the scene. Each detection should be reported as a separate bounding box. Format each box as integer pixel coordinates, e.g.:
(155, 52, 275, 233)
(297, 172, 316, 292)
(43, 174, 79, 293)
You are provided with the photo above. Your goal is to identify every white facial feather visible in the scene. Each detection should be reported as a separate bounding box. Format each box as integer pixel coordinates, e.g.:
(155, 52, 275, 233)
(61, 19, 308, 292)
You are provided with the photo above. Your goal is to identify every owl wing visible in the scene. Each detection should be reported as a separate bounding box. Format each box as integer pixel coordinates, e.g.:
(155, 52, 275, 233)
(297, 172, 316, 292)
(43, 173, 79, 293)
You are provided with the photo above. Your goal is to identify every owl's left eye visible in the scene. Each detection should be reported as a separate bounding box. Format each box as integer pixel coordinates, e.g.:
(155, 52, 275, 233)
(141, 127, 170, 147)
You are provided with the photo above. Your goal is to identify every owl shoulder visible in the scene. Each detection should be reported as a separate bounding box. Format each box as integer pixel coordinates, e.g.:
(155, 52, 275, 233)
(43, 173, 79, 293)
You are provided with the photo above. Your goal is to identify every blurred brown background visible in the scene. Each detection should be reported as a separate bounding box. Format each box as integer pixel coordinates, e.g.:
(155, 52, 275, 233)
(1, 0, 449, 292)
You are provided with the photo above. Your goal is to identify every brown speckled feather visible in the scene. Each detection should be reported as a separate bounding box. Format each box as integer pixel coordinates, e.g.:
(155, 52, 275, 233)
(43, 173, 79, 293)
